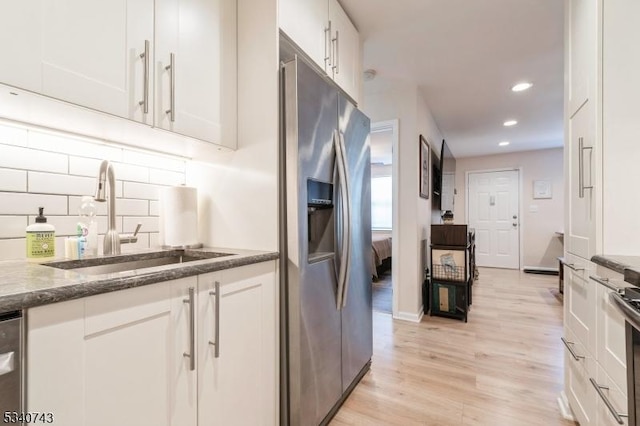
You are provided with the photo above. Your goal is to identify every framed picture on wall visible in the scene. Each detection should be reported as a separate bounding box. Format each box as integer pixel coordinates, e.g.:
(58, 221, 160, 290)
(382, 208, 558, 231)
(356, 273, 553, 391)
(419, 135, 430, 199)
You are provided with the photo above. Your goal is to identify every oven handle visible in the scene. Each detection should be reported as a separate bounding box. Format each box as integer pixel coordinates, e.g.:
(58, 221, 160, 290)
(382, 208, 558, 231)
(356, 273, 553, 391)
(590, 378, 627, 424)
(610, 292, 640, 331)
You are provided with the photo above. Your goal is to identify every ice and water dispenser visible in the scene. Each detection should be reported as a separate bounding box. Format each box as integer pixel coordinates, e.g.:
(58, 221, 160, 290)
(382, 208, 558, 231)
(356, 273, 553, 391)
(307, 179, 335, 263)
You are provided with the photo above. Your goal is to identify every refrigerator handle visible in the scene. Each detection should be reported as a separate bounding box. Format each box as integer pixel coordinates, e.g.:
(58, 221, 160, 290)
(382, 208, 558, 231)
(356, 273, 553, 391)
(338, 130, 352, 308)
(334, 130, 351, 310)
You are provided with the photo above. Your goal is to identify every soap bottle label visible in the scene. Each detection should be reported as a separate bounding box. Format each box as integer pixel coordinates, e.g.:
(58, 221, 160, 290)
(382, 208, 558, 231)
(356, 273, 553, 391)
(27, 232, 55, 258)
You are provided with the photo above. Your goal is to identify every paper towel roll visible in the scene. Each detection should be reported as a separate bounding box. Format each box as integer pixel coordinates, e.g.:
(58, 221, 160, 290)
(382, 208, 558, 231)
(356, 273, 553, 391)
(160, 186, 201, 248)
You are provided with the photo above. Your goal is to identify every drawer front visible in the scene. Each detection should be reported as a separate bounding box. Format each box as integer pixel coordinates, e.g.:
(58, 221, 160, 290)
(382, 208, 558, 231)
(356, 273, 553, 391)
(595, 363, 629, 426)
(564, 327, 597, 426)
(564, 254, 597, 354)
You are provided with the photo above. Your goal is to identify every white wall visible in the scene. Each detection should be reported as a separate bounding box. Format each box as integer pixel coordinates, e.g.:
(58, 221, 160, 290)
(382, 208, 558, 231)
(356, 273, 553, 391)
(186, 0, 279, 252)
(363, 82, 443, 321)
(0, 122, 187, 260)
(454, 148, 564, 269)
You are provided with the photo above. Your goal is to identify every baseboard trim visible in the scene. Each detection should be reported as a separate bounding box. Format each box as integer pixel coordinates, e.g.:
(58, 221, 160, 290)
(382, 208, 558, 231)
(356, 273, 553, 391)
(557, 391, 575, 422)
(393, 308, 424, 323)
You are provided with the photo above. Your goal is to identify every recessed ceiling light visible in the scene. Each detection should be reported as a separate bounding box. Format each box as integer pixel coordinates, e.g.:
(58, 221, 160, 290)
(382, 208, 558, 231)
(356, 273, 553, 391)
(512, 82, 533, 92)
(499, 141, 510, 147)
(503, 120, 518, 127)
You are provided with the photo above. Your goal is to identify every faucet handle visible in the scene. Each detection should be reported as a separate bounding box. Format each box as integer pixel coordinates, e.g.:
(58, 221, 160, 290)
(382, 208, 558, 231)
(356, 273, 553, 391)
(120, 223, 142, 245)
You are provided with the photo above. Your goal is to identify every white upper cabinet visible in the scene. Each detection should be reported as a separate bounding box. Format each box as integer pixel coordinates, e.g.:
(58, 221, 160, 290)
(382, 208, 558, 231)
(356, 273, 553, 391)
(567, 0, 597, 117)
(328, 0, 360, 102)
(41, 0, 154, 124)
(279, 0, 328, 70)
(0, 1, 43, 93)
(155, 0, 237, 147)
(279, 0, 361, 103)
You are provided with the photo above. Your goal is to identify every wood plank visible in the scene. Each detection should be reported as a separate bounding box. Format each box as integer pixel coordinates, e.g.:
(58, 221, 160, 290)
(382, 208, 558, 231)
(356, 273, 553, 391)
(331, 267, 576, 425)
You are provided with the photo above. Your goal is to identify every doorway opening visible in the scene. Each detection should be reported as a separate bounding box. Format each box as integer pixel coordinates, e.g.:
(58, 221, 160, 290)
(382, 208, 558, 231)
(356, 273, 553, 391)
(466, 169, 521, 269)
(370, 120, 398, 315)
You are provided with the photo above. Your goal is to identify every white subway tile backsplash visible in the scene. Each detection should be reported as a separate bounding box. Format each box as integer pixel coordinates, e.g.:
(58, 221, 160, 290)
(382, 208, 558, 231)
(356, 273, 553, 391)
(123, 182, 160, 200)
(0, 238, 26, 260)
(29, 172, 95, 196)
(28, 131, 122, 161)
(149, 201, 160, 216)
(122, 149, 185, 173)
(149, 169, 185, 186)
(0, 216, 28, 238)
(0, 124, 28, 147)
(68, 196, 108, 216)
(68, 156, 102, 178)
(0, 145, 68, 173)
(0, 192, 68, 215)
(123, 216, 159, 233)
(116, 199, 149, 216)
(0, 122, 186, 261)
(0, 168, 27, 191)
(149, 232, 161, 248)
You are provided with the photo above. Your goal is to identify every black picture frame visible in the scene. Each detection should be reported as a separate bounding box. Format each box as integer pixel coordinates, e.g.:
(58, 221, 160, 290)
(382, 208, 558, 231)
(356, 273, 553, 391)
(419, 135, 430, 199)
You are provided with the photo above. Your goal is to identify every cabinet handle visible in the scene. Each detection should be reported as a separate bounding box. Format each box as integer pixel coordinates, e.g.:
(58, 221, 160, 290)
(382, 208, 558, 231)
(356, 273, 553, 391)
(324, 20, 332, 67)
(165, 53, 176, 122)
(578, 137, 593, 198)
(183, 287, 195, 371)
(589, 275, 624, 293)
(139, 40, 150, 114)
(560, 337, 584, 361)
(590, 378, 627, 424)
(562, 261, 584, 272)
(208, 281, 220, 358)
(332, 30, 340, 75)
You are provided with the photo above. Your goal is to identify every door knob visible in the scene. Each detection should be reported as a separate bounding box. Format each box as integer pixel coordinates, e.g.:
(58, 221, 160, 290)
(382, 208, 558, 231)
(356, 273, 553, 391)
(512, 215, 518, 219)
(512, 222, 518, 227)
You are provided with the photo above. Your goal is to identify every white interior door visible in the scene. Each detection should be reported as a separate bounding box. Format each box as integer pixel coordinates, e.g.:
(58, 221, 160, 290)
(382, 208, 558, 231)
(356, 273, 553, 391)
(468, 170, 520, 269)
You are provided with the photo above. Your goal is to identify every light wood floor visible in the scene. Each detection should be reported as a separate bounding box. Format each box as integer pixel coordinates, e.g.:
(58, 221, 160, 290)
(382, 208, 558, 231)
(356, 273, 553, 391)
(331, 267, 577, 426)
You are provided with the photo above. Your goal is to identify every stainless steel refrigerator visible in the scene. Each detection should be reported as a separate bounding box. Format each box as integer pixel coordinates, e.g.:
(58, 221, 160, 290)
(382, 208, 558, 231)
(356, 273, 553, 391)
(280, 52, 373, 426)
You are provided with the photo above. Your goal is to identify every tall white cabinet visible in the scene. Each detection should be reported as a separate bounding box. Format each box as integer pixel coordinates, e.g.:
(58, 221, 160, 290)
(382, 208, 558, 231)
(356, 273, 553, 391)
(563, 0, 640, 423)
(27, 262, 277, 426)
(279, 0, 361, 103)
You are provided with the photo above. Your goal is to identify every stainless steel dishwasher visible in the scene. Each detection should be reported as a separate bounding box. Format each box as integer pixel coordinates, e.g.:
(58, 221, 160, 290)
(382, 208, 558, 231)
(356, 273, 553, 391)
(0, 311, 23, 416)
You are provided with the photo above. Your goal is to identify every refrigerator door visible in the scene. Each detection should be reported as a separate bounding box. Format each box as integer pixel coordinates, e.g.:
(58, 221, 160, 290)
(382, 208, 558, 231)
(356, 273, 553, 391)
(338, 96, 373, 392)
(282, 57, 343, 426)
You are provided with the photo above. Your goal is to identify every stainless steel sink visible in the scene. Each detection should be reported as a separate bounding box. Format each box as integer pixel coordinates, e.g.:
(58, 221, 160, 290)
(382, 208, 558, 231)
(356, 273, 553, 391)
(44, 250, 233, 275)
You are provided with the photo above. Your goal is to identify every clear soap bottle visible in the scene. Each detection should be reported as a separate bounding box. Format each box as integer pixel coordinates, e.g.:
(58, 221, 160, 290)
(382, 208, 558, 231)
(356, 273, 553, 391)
(78, 196, 98, 257)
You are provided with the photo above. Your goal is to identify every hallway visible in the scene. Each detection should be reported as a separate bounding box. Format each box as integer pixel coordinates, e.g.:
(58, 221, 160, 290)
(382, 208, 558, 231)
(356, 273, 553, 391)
(332, 267, 576, 425)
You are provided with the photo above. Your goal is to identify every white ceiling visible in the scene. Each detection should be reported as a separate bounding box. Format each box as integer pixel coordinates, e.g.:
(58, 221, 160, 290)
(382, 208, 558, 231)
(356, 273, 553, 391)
(340, 0, 565, 158)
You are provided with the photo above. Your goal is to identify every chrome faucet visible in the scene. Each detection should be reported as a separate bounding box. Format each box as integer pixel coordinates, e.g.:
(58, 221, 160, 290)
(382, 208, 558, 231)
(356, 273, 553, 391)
(95, 160, 142, 255)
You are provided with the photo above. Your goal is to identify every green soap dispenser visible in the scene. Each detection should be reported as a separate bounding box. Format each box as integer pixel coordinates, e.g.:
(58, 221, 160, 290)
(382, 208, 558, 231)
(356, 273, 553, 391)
(26, 207, 56, 261)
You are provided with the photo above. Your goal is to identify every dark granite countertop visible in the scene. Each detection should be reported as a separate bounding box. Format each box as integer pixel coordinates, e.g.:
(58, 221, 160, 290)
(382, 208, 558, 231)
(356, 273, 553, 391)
(0, 247, 279, 312)
(591, 254, 640, 286)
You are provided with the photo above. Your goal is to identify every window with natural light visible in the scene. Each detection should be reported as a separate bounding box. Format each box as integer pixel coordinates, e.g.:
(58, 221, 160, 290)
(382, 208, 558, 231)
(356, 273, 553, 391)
(371, 176, 392, 229)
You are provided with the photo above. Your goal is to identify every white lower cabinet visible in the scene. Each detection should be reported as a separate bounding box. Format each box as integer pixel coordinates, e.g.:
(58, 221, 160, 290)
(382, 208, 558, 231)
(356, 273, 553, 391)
(564, 327, 597, 426)
(564, 254, 597, 355)
(594, 364, 629, 426)
(198, 262, 277, 425)
(27, 261, 277, 426)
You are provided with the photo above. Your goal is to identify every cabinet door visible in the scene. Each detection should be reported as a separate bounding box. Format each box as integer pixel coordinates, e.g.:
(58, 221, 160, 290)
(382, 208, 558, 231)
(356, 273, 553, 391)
(198, 262, 277, 426)
(0, 1, 43, 93)
(40, 0, 153, 124)
(155, 0, 237, 147)
(566, 0, 597, 116)
(595, 363, 629, 425)
(594, 276, 627, 392)
(279, 0, 328, 69)
(564, 255, 596, 355)
(567, 100, 597, 259)
(563, 328, 596, 426)
(328, 0, 360, 103)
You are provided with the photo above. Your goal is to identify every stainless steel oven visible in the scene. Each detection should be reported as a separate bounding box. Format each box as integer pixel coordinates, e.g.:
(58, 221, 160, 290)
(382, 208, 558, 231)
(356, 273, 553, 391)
(611, 288, 640, 426)
(0, 311, 23, 418)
